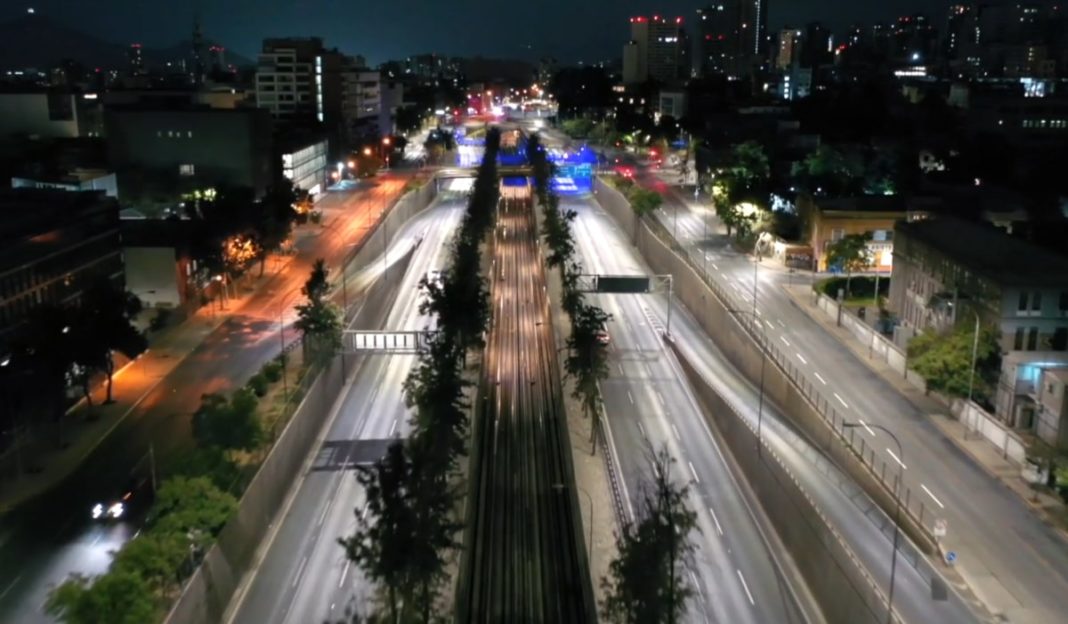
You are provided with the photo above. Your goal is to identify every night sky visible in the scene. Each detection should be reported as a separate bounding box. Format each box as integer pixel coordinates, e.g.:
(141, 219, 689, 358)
(4, 1, 951, 64)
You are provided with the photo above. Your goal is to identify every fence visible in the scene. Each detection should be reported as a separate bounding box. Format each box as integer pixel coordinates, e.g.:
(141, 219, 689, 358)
(592, 177, 939, 552)
(950, 398, 1027, 465)
(164, 180, 437, 624)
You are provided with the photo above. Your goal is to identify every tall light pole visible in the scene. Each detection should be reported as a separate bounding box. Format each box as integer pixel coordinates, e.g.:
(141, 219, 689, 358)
(967, 310, 981, 404)
(844, 422, 902, 624)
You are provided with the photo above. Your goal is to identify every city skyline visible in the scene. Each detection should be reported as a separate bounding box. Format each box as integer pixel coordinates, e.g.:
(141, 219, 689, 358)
(2, 0, 954, 65)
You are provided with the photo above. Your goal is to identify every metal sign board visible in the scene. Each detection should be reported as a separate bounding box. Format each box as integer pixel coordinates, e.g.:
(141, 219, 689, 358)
(596, 276, 651, 294)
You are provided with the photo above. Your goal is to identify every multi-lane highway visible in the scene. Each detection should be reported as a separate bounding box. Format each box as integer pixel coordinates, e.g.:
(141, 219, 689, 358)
(0, 177, 411, 624)
(645, 170, 1068, 624)
(570, 194, 984, 624)
(228, 195, 465, 624)
(567, 195, 813, 624)
(459, 195, 593, 621)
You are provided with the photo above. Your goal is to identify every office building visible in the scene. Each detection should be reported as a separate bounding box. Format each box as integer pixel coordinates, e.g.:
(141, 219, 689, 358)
(105, 105, 273, 198)
(341, 63, 382, 142)
(0, 91, 103, 139)
(801, 22, 833, 68)
(279, 134, 328, 196)
(0, 189, 122, 345)
(622, 15, 691, 84)
(776, 28, 802, 69)
(694, 2, 768, 78)
(127, 43, 145, 76)
(254, 37, 344, 129)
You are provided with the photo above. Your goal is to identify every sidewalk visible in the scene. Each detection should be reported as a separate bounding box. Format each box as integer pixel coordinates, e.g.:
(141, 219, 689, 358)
(779, 283, 1068, 539)
(0, 255, 293, 513)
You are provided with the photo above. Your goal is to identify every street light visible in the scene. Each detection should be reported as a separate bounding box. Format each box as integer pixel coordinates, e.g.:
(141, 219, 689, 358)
(843, 421, 902, 624)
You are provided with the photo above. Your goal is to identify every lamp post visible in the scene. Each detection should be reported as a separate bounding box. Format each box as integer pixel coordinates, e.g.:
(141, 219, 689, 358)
(381, 136, 392, 170)
(843, 422, 902, 624)
(967, 311, 981, 404)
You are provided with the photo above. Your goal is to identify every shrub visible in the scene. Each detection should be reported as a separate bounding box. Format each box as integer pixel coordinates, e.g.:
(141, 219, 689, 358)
(247, 373, 268, 397)
(261, 361, 283, 383)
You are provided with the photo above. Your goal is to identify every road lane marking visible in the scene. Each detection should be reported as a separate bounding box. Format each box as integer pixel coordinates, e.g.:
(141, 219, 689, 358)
(833, 393, 849, 408)
(887, 448, 907, 470)
(857, 420, 875, 436)
(672, 423, 681, 441)
(338, 561, 350, 588)
(754, 308, 762, 316)
(688, 461, 700, 483)
(796, 353, 807, 364)
(922, 484, 945, 509)
(318, 498, 333, 527)
(711, 262, 719, 270)
(765, 320, 775, 329)
(627, 391, 634, 404)
(637, 421, 647, 438)
(814, 372, 827, 385)
(780, 336, 791, 347)
(618, 363, 625, 375)
(656, 391, 666, 407)
(778, 319, 786, 328)
(736, 569, 755, 605)
(360, 502, 370, 520)
(293, 555, 309, 588)
(0, 575, 22, 601)
(708, 507, 723, 536)
(389, 418, 397, 437)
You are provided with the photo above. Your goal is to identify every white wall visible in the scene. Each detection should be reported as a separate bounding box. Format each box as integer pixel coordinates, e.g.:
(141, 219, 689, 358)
(124, 247, 182, 307)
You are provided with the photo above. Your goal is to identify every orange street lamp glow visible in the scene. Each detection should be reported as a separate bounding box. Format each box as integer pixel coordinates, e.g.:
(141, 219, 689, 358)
(363, 147, 372, 156)
(382, 137, 391, 145)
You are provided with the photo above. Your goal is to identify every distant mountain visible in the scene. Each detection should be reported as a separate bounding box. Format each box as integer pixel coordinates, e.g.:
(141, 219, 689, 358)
(0, 14, 252, 71)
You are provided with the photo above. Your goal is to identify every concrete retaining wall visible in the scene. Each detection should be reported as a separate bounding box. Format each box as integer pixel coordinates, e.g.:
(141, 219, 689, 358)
(951, 399, 1027, 466)
(670, 342, 895, 624)
(164, 180, 437, 624)
(592, 178, 938, 554)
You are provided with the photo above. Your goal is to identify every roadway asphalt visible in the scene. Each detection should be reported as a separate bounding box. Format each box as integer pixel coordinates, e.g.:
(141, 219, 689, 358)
(645, 169, 1068, 624)
(0, 176, 409, 624)
(460, 196, 591, 621)
(572, 195, 980, 624)
(229, 195, 465, 624)
(567, 196, 810, 624)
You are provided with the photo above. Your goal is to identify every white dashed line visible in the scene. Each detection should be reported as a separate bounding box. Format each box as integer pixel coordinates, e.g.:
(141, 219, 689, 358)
(814, 372, 827, 385)
(887, 448, 907, 470)
(833, 393, 849, 408)
(656, 391, 666, 407)
(671, 423, 681, 441)
(780, 336, 791, 347)
(688, 461, 700, 483)
(637, 421, 647, 438)
(293, 556, 309, 588)
(627, 391, 634, 405)
(858, 419, 875, 436)
(708, 507, 723, 536)
(922, 484, 945, 509)
(765, 320, 775, 329)
(338, 561, 350, 588)
(389, 418, 397, 437)
(737, 569, 755, 605)
(711, 262, 719, 270)
(796, 353, 807, 364)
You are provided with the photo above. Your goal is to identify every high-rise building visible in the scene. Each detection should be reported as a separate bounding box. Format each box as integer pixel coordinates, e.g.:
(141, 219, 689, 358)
(694, 2, 768, 79)
(340, 61, 382, 142)
(800, 22, 833, 68)
(191, 14, 206, 86)
(622, 15, 690, 84)
(127, 43, 145, 76)
(254, 37, 344, 130)
(776, 28, 802, 69)
(944, 4, 980, 62)
(208, 45, 227, 74)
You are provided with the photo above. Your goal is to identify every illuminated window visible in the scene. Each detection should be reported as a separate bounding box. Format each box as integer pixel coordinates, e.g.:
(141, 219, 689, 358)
(179, 164, 195, 176)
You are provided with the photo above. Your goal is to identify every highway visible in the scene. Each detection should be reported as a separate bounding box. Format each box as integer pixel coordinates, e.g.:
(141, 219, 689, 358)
(572, 195, 981, 624)
(567, 195, 811, 624)
(0, 176, 410, 624)
(459, 195, 593, 621)
(229, 195, 466, 624)
(643, 167, 1068, 624)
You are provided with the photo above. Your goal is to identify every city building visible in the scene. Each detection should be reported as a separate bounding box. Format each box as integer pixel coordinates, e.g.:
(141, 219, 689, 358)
(105, 105, 273, 199)
(798, 194, 917, 273)
(622, 15, 691, 84)
(888, 216, 1068, 354)
(997, 350, 1068, 448)
(657, 89, 687, 120)
(278, 134, 328, 196)
(127, 43, 145, 77)
(11, 168, 117, 198)
(695, 2, 768, 78)
(776, 28, 803, 70)
(800, 22, 833, 69)
(0, 91, 103, 139)
(254, 37, 344, 128)
(0, 188, 122, 346)
(960, 83, 1068, 146)
(341, 63, 382, 142)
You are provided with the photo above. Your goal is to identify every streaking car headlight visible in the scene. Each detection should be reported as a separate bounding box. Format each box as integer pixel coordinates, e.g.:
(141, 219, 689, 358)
(91, 503, 104, 519)
(108, 502, 124, 519)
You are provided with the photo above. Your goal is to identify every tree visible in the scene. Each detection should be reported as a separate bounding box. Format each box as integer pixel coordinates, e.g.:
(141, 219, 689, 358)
(147, 476, 238, 546)
(45, 570, 156, 624)
(727, 141, 770, 198)
(338, 441, 414, 624)
(191, 389, 263, 452)
(77, 279, 147, 403)
(907, 323, 1001, 402)
(628, 188, 663, 218)
(825, 233, 873, 297)
(791, 144, 865, 196)
(110, 532, 187, 593)
(295, 259, 343, 362)
(15, 304, 77, 430)
(566, 303, 611, 422)
(403, 332, 470, 472)
(252, 178, 299, 276)
(602, 448, 698, 624)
